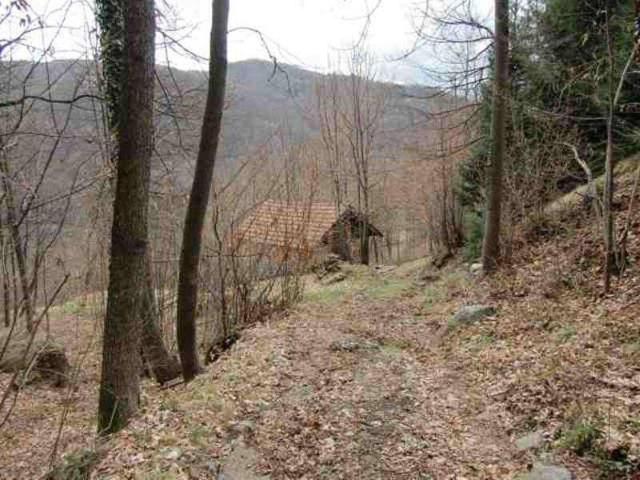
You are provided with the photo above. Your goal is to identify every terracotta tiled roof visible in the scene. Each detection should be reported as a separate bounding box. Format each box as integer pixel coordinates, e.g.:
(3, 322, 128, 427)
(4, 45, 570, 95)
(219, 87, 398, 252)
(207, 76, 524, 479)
(237, 200, 338, 250)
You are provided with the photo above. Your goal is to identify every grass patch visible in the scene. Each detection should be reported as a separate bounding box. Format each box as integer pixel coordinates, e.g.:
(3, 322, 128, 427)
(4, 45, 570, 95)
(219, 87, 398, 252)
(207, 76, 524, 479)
(364, 278, 412, 300)
(189, 424, 212, 448)
(379, 338, 413, 356)
(60, 299, 86, 316)
(554, 324, 577, 343)
(423, 270, 469, 310)
(424, 284, 446, 308)
(143, 470, 181, 480)
(304, 282, 351, 305)
(441, 270, 469, 292)
(159, 397, 181, 413)
(466, 333, 496, 352)
(622, 417, 640, 435)
(446, 317, 462, 332)
(623, 340, 640, 360)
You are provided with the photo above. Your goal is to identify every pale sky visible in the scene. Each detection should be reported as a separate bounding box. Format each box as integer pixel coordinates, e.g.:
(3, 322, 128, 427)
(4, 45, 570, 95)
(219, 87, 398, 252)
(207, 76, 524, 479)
(3, 0, 493, 84)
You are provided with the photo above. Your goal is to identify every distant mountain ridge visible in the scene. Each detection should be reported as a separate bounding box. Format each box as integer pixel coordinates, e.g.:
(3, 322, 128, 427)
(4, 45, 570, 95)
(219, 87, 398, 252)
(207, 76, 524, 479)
(1, 58, 454, 199)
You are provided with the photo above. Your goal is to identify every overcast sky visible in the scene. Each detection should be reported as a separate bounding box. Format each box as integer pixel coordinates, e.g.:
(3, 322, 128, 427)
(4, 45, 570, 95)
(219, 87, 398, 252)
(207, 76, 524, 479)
(5, 0, 493, 84)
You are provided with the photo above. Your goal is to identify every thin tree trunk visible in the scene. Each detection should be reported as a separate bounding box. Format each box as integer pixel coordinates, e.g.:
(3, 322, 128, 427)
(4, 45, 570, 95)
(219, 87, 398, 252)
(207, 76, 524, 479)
(0, 214, 10, 328)
(141, 254, 181, 384)
(482, 0, 509, 273)
(360, 190, 370, 265)
(0, 157, 34, 332)
(176, 0, 230, 382)
(602, 22, 639, 291)
(97, 0, 155, 435)
(603, 8, 616, 293)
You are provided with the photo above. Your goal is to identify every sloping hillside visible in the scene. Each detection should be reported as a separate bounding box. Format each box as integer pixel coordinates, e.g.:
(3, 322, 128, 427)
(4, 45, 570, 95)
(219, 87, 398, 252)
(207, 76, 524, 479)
(3, 59, 445, 165)
(3, 158, 639, 479)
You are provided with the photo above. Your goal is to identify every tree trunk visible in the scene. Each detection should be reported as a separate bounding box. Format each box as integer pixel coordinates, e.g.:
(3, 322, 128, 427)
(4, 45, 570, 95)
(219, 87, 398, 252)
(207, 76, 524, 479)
(97, 0, 155, 435)
(603, 8, 616, 293)
(360, 190, 370, 266)
(176, 0, 230, 382)
(0, 215, 10, 328)
(481, 0, 509, 273)
(97, 0, 179, 385)
(141, 254, 181, 384)
(636, 1, 640, 62)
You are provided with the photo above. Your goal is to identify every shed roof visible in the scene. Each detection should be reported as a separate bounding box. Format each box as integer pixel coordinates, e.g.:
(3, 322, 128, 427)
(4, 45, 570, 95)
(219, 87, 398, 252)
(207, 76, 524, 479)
(236, 200, 338, 250)
(236, 200, 383, 253)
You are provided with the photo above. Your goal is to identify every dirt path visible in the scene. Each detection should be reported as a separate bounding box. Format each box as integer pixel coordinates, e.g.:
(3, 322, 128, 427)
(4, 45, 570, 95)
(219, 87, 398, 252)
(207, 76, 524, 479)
(209, 273, 520, 479)
(5, 253, 638, 479)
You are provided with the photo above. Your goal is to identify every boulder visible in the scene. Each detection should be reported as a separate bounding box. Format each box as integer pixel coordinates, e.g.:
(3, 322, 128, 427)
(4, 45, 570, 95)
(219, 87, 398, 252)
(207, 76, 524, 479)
(516, 430, 546, 451)
(0, 332, 69, 387)
(470, 263, 483, 274)
(521, 463, 572, 480)
(450, 305, 496, 328)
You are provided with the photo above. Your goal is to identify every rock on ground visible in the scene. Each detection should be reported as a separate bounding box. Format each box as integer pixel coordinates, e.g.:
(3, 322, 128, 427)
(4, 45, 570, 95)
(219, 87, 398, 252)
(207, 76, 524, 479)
(521, 463, 572, 480)
(516, 431, 545, 451)
(470, 263, 483, 274)
(0, 332, 69, 386)
(219, 442, 270, 480)
(449, 305, 497, 328)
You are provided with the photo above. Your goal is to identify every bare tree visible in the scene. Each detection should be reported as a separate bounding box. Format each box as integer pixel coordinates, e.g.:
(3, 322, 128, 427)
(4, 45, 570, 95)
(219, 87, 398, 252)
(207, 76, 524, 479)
(316, 73, 352, 261)
(602, 10, 639, 292)
(176, 0, 230, 382)
(481, 0, 509, 272)
(98, 0, 156, 434)
(343, 52, 386, 265)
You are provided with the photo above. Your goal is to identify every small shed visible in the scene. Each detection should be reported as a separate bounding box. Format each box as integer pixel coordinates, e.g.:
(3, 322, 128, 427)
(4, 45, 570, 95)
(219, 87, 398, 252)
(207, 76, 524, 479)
(234, 200, 382, 263)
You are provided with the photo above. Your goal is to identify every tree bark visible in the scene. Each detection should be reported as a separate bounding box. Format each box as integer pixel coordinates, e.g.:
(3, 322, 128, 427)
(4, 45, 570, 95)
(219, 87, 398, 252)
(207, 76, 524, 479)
(0, 213, 11, 328)
(96, 0, 179, 386)
(141, 254, 181, 384)
(176, 0, 230, 382)
(97, 0, 155, 435)
(481, 0, 509, 273)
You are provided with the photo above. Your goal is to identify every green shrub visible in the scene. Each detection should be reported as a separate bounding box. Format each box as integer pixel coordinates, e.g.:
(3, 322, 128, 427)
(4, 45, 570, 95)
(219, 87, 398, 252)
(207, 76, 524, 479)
(558, 419, 602, 456)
